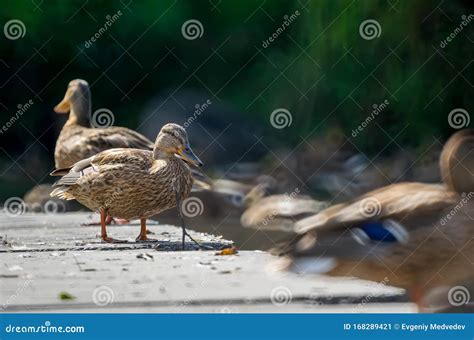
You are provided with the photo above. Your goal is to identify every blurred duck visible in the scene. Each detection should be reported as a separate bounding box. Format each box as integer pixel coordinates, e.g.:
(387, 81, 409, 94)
(50, 123, 203, 244)
(241, 194, 328, 232)
(260, 129, 474, 308)
(213, 175, 276, 207)
(53, 79, 153, 169)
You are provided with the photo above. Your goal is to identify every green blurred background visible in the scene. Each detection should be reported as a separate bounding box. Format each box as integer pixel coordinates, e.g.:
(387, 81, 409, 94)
(0, 0, 472, 200)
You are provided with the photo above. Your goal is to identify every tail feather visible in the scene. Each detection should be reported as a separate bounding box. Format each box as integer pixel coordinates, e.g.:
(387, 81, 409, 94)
(50, 186, 75, 200)
(50, 167, 72, 176)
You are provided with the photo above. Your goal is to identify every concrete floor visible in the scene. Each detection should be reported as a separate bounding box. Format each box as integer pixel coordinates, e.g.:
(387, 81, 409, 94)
(0, 212, 415, 313)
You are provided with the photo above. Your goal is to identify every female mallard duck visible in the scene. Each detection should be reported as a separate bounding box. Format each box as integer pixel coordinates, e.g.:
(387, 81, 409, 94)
(50, 123, 203, 244)
(53, 79, 211, 225)
(263, 129, 474, 308)
(54, 79, 154, 169)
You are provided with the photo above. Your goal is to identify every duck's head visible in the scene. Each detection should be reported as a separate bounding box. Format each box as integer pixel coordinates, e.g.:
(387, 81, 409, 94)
(54, 79, 91, 125)
(154, 123, 203, 167)
(440, 129, 474, 194)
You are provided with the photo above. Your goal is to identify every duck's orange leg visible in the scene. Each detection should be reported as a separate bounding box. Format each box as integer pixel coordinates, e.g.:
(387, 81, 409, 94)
(100, 209, 127, 243)
(135, 219, 158, 242)
(82, 215, 129, 226)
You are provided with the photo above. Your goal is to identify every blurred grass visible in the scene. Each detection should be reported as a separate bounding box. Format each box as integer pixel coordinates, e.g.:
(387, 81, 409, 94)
(0, 0, 473, 199)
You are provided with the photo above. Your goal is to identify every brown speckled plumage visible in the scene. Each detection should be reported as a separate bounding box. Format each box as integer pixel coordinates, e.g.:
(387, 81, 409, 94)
(51, 123, 198, 223)
(53, 79, 153, 169)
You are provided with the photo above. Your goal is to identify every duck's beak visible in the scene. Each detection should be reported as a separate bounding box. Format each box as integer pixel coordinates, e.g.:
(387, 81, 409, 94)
(54, 89, 71, 113)
(178, 145, 203, 167)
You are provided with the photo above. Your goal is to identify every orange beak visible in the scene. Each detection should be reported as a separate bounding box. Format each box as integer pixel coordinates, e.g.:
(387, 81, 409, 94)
(54, 89, 71, 113)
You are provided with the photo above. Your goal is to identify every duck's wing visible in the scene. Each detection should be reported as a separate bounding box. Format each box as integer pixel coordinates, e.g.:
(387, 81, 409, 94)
(294, 182, 459, 234)
(50, 149, 152, 199)
(82, 127, 154, 154)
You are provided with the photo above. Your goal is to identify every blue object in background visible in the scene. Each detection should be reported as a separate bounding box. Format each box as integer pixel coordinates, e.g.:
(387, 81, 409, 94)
(351, 220, 409, 245)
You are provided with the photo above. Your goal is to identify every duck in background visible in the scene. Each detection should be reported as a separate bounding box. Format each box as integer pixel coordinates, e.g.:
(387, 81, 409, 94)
(53, 79, 153, 169)
(241, 193, 328, 233)
(250, 129, 474, 311)
(50, 123, 204, 246)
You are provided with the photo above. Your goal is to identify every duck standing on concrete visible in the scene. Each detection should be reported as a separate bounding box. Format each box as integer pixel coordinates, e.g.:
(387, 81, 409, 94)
(52, 79, 211, 224)
(50, 123, 203, 246)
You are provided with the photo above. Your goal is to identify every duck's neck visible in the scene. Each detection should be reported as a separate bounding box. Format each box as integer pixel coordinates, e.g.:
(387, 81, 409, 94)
(153, 148, 174, 161)
(65, 90, 91, 128)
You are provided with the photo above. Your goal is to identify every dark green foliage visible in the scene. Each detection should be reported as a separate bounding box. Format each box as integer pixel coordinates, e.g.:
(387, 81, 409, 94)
(0, 0, 472, 198)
